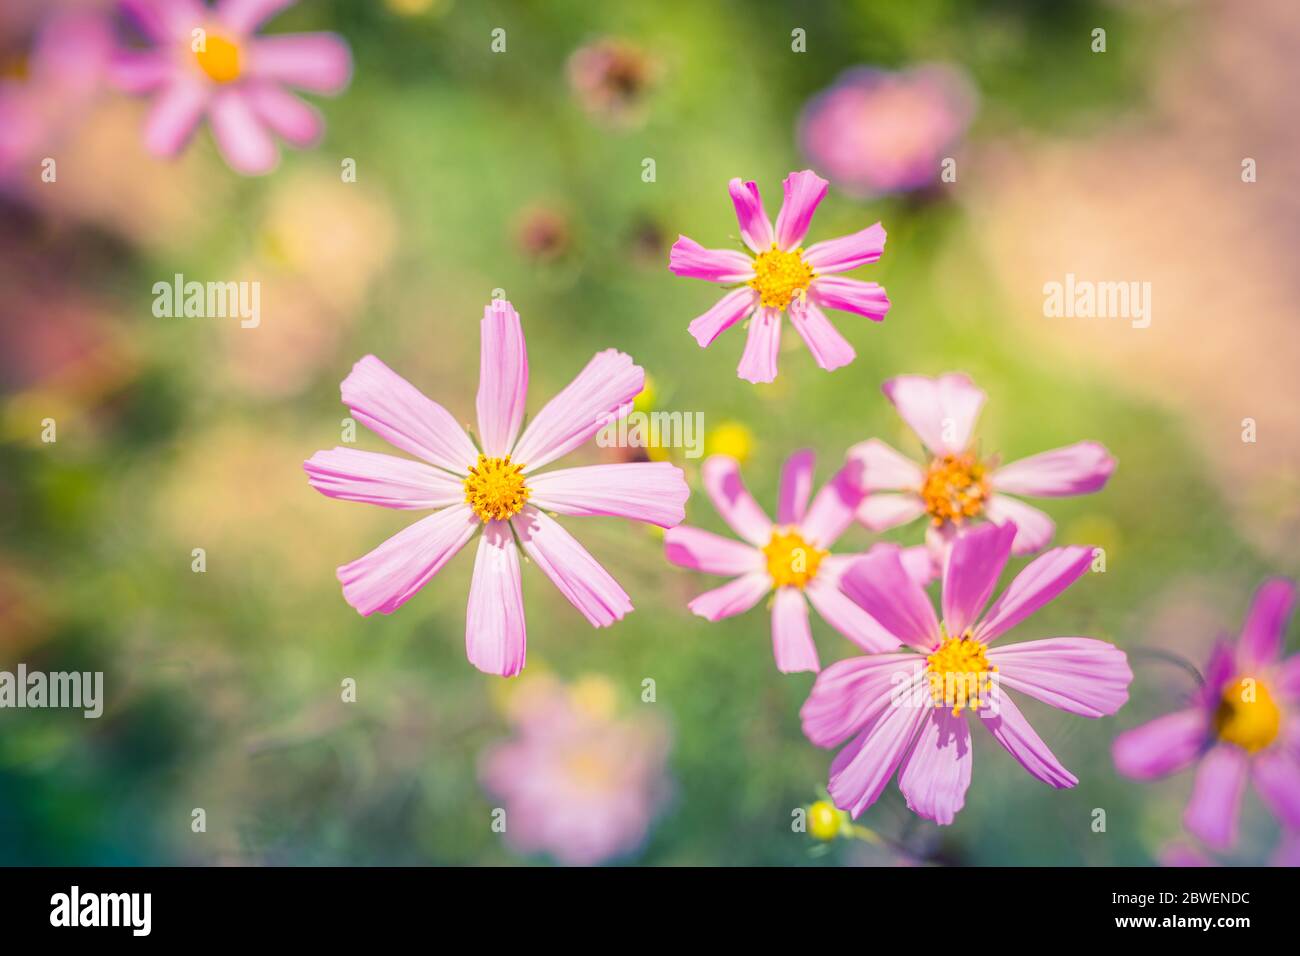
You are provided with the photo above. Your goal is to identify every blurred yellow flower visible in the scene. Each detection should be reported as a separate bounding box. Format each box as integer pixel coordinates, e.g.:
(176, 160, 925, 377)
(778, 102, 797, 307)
(705, 420, 755, 463)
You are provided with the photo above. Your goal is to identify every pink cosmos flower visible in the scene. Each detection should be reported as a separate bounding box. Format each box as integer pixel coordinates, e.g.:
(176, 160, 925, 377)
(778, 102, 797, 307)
(798, 65, 976, 198)
(480, 673, 671, 866)
(669, 169, 890, 383)
(111, 0, 352, 175)
(662, 451, 932, 674)
(303, 299, 689, 677)
(1113, 579, 1300, 851)
(849, 373, 1116, 557)
(801, 521, 1131, 824)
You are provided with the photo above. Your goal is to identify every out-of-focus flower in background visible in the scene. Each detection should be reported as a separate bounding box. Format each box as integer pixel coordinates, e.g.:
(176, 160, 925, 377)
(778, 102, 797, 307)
(798, 64, 975, 199)
(567, 37, 659, 129)
(0, 2, 112, 183)
(513, 202, 572, 263)
(112, 0, 352, 175)
(1113, 578, 1300, 852)
(479, 672, 671, 866)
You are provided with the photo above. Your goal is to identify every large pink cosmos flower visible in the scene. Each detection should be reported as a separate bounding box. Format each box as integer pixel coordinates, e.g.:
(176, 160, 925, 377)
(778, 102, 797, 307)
(801, 522, 1131, 824)
(798, 65, 976, 199)
(303, 299, 689, 677)
(850, 373, 1116, 557)
(1113, 579, 1300, 851)
(668, 169, 890, 383)
(111, 0, 351, 175)
(662, 451, 932, 674)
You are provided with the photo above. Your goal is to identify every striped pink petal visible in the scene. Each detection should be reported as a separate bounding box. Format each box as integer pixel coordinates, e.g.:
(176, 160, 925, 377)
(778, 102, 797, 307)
(777, 449, 816, 525)
(828, 684, 930, 818)
(476, 299, 528, 458)
(987, 637, 1132, 718)
(881, 372, 985, 457)
(788, 297, 856, 372)
(304, 447, 464, 509)
(898, 710, 972, 825)
(465, 520, 526, 677)
(1112, 709, 1210, 779)
(973, 545, 1093, 644)
(663, 526, 762, 576)
(846, 438, 923, 492)
(803, 222, 886, 274)
(701, 455, 771, 547)
(978, 692, 1077, 788)
(728, 178, 774, 252)
(804, 575, 902, 653)
(942, 521, 1016, 637)
(800, 653, 919, 747)
(528, 462, 687, 528)
(840, 546, 941, 652)
(799, 464, 862, 548)
(687, 287, 757, 348)
(772, 587, 819, 674)
(773, 169, 828, 250)
(984, 494, 1056, 555)
(668, 236, 755, 282)
(512, 506, 631, 627)
(992, 441, 1116, 497)
(687, 571, 770, 622)
(810, 275, 890, 320)
(736, 307, 782, 384)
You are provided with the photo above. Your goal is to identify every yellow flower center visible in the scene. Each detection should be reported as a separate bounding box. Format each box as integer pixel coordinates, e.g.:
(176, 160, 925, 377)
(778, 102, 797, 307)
(1214, 676, 1281, 753)
(808, 800, 842, 842)
(926, 635, 998, 716)
(748, 244, 815, 309)
(762, 528, 826, 589)
(463, 455, 529, 523)
(920, 452, 990, 526)
(195, 34, 242, 84)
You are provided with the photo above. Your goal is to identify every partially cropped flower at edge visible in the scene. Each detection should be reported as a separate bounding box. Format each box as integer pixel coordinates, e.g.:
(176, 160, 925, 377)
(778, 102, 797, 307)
(663, 450, 933, 674)
(112, 0, 352, 175)
(801, 521, 1131, 824)
(850, 372, 1116, 557)
(1113, 579, 1300, 851)
(303, 299, 689, 677)
(669, 169, 890, 383)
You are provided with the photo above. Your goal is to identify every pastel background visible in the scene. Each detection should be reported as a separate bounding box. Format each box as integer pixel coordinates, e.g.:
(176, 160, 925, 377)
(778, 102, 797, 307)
(1, 0, 1296, 866)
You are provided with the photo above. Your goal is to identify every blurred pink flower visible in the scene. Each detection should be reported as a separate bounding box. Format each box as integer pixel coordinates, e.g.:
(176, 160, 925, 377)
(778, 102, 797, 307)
(566, 36, 658, 128)
(0, 6, 112, 180)
(1114, 579, 1300, 851)
(849, 373, 1116, 557)
(669, 169, 890, 383)
(480, 675, 670, 865)
(112, 0, 351, 175)
(303, 299, 689, 677)
(802, 522, 1131, 824)
(663, 451, 932, 674)
(798, 64, 975, 198)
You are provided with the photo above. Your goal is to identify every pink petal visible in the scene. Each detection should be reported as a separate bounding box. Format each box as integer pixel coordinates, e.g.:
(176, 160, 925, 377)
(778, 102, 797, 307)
(828, 687, 931, 818)
(243, 82, 322, 147)
(465, 520, 526, 677)
(122, 0, 205, 41)
(805, 574, 904, 653)
(511, 506, 631, 627)
(687, 287, 757, 348)
(810, 275, 890, 320)
(788, 297, 856, 372)
(217, 0, 295, 33)
(898, 710, 973, 825)
(247, 34, 353, 95)
(512, 349, 643, 472)
(1107, 707, 1206, 780)
(777, 449, 816, 525)
(304, 447, 464, 509)
(337, 505, 478, 616)
(973, 545, 1093, 644)
(895, 543, 939, 587)
(701, 455, 771, 547)
(663, 525, 763, 576)
(881, 372, 985, 456)
(1238, 578, 1296, 669)
(847, 438, 923, 492)
(799, 463, 863, 548)
(1276, 653, 1300, 701)
(143, 80, 209, 157)
(856, 493, 926, 531)
(773, 169, 828, 250)
(340, 355, 478, 473)
(110, 50, 173, 94)
(528, 462, 688, 528)
(208, 88, 279, 175)
(801, 653, 921, 747)
(1183, 744, 1249, 850)
(475, 299, 529, 458)
(803, 222, 886, 274)
(992, 441, 1116, 497)
(687, 572, 770, 622)
(728, 178, 774, 252)
(668, 236, 755, 282)
(942, 521, 1015, 637)
(1253, 749, 1300, 830)
(840, 547, 942, 652)
(987, 637, 1132, 718)
(978, 691, 1077, 788)
(772, 587, 819, 674)
(984, 494, 1056, 555)
(736, 307, 782, 384)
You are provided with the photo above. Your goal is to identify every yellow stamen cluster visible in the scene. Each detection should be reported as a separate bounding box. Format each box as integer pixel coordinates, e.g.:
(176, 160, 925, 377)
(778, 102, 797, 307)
(920, 452, 990, 526)
(1214, 676, 1281, 753)
(926, 635, 997, 716)
(762, 528, 826, 589)
(464, 455, 529, 523)
(748, 244, 814, 309)
(808, 800, 843, 842)
(195, 34, 242, 84)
